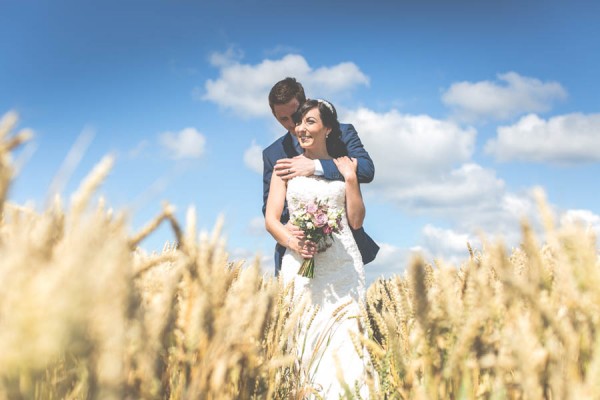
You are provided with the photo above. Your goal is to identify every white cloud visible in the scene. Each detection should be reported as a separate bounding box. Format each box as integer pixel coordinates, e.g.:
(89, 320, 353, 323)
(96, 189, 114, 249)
(560, 209, 600, 236)
(410, 190, 545, 268)
(341, 106, 533, 241)
(485, 113, 600, 163)
(310, 62, 370, 93)
(341, 107, 504, 214)
(365, 243, 411, 284)
(501, 192, 538, 219)
(382, 163, 505, 211)
(342, 107, 476, 185)
(244, 141, 263, 174)
(421, 224, 479, 264)
(200, 53, 369, 117)
(457, 189, 540, 246)
(229, 247, 273, 277)
(365, 191, 545, 278)
(442, 72, 567, 121)
(159, 127, 206, 160)
(340, 106, 552, 263)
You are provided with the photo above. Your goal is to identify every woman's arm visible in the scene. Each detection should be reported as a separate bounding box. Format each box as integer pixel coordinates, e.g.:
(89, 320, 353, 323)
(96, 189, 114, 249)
(333, 157, 365, 230)
(265, 174, 316, 258)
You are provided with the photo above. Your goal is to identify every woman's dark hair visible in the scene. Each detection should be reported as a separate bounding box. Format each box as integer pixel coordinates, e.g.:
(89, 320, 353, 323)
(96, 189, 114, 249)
(293, 99, 347, 157)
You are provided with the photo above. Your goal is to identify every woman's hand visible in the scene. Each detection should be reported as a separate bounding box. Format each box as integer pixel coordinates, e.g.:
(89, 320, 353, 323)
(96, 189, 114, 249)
(285, 221, 305, 240)
(288, 236, 317, 259)
(285, 222, 314, 258)
(333, 156, 358, 181)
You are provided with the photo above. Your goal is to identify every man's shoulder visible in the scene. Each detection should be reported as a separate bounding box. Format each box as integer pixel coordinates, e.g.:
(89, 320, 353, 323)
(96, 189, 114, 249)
(339, 122, 357, 135)
(263, 133, 288, 156)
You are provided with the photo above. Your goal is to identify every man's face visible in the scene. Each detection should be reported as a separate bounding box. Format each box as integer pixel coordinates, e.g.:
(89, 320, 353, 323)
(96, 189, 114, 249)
(272, 98, 301, 133)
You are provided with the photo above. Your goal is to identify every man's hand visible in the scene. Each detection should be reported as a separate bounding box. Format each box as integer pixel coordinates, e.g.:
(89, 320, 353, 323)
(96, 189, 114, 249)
(275, 154, 315, 180)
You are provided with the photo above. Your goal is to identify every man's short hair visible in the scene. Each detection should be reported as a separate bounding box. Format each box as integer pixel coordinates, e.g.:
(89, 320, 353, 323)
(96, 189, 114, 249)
(268, 77, 307, 112)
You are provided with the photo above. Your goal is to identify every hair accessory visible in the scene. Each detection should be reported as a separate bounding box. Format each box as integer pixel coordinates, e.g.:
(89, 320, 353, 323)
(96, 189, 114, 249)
(317, 99, 335, 114)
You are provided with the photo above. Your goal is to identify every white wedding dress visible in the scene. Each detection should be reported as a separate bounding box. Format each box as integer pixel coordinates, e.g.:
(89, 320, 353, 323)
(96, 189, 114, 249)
(280, 175, 370, 398)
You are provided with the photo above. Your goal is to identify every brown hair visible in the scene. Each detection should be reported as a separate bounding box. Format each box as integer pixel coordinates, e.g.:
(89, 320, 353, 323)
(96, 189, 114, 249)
(268, 77, 307, 112)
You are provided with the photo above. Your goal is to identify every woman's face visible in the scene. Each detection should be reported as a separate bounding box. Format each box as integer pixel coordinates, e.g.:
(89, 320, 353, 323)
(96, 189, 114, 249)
(294, 107, 331, 149)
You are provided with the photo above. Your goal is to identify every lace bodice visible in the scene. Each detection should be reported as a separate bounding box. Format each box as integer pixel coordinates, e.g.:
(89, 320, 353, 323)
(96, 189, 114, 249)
(286, 176, 346, 218)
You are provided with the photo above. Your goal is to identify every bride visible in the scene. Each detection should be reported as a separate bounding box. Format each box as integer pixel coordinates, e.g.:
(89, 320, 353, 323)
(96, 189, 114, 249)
(265, 99, 370, 398)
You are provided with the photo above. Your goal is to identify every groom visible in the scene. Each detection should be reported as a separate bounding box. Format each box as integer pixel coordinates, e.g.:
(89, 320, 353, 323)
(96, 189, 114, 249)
(262, 77, 379, 275)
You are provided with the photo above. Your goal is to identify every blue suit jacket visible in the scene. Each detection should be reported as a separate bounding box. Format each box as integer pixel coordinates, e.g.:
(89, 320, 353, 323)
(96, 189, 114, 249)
(262, 123, 380, 274)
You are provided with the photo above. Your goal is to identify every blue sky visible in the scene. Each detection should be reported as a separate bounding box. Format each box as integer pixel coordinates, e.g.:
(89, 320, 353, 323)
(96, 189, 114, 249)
(2, 0, 600, 284)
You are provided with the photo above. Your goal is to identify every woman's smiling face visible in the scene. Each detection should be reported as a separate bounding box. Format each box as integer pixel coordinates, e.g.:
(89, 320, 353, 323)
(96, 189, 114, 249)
(294, 107, 331, 150)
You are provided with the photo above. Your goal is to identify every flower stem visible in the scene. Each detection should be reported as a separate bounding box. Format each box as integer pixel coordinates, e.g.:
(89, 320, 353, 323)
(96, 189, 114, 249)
(298, 258, 315, 278)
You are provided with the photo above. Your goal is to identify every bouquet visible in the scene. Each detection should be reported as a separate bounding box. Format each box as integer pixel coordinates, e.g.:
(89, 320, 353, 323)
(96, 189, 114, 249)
(289, 198, 343, 278)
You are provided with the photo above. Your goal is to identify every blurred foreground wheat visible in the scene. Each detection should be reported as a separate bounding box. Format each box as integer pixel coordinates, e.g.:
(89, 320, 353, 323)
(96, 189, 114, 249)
(0, 111, 305, 400)
(362, 199, 600, 399)
(1, 110, 600, 399)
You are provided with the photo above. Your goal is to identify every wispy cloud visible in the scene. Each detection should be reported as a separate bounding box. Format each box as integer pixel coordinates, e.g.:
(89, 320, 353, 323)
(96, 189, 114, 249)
(442, 72, 567, 121)
(264, 45, 302, 57)
(243, 140, 263, 174)
(159, 127, 206, 160)
(199, 53, 369, 117)
(208, 45, 244, 67)
(485, 112, 600, 163)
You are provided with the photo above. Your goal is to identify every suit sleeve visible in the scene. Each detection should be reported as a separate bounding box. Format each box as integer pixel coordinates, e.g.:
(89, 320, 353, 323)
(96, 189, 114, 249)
(321, 124, 375, 183)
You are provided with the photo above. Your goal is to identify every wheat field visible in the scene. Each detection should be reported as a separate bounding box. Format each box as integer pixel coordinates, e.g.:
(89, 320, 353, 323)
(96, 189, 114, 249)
(1, 110, 599, 399)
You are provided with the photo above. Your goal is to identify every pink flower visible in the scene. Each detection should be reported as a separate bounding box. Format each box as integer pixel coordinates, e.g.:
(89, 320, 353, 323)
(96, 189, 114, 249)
(313, 212, 328, 228)
(306, 202, 318, 214)
(290, 197, 343, 278)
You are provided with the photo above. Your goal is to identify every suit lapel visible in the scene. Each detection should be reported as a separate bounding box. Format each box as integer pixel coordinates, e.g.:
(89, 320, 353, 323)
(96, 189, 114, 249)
(282, 132, 301, 157)
(293, 135, 303, 155)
